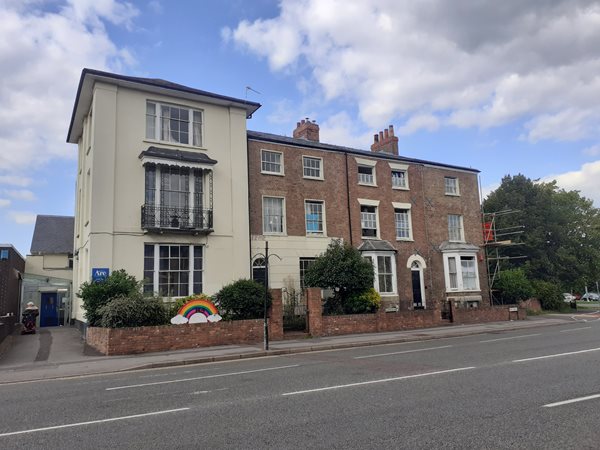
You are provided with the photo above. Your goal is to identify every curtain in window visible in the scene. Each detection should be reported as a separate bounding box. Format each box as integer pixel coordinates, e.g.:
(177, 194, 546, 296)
(448, 257, 458, 289)
(461, 257, 477, 290)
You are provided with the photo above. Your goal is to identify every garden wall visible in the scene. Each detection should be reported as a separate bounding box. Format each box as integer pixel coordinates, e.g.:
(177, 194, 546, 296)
(86, 319, 265, 355)
(450, 303, 526, 324)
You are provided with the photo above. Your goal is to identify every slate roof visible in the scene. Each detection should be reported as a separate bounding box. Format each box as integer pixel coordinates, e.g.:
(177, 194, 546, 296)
(30, 215, 74, 255)
(357, 240, 397, 252)
(139, 147, 218, 165)
(247, 130, 479, 173)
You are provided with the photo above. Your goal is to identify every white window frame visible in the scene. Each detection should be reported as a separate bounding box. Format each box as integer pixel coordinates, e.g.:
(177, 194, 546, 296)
(356, 157, 377, 186)
(363, 251, 397, 295)
(302, 155, 323, 180)
(444, 177, 460, 196)
(442, 252, 480, 292)
(146, 101, 204, 148)
(389, 162, 409, 190)
(261, 149, 284, 176)
(448, 214, 464, 242)
(144, 243, 203, 298)
(358, 199, 380, 239)
(262, 196, 286, 235)
(304, 199, 326, 236)
(393, 202, 413, 241)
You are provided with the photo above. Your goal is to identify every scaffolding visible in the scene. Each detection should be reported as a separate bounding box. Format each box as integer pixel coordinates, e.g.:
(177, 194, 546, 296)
(483, 209, 527, 305)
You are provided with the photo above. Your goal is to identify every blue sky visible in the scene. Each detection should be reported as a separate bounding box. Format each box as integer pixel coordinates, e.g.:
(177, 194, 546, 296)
(1, 0, 600, 256)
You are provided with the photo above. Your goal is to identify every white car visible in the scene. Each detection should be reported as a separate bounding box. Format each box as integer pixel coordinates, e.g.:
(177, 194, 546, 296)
(580, 292, 600, 302)
(563, 293, 576, 302)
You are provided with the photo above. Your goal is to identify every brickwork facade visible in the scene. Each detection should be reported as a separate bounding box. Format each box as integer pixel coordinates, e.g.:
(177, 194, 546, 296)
(247, 124, 490, 312)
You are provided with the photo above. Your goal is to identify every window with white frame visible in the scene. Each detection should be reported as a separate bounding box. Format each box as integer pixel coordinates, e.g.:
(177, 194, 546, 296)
(305, 200, 324, 235)
(261, 150, 283, 175)
(358, 166, 375, 185)
(445, 177, 459, 195)
(146, 101, 203, 147)
(299, 257, 316, 290)
(303, 156, 322, 179)
(363, 253, 397, 294)
(391, 170, 407, 189)
(143, 244, 203, 296)
(448, 214, 464, 242)
(443, 253, 479, 292)
(360, 205, 378, 237)
(263, 197, 285, 234)
(395, 208, 412, 240)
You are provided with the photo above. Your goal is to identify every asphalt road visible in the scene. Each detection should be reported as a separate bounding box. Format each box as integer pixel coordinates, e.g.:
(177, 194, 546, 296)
(1, 320, 599, 449)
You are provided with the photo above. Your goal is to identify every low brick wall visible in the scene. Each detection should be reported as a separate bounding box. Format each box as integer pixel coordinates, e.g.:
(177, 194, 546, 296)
(450, 304, 526, 324)
(321, 309, 441, 337)
(86, 319, 264, 355)
(520, 298, 542, 312)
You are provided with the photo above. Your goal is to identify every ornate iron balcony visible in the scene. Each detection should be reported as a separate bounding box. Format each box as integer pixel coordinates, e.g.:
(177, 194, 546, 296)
(141, 204, 213, 233)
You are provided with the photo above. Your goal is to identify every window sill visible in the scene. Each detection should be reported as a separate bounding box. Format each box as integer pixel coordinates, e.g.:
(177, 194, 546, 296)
(445, 193, 460, 197)
(448, 239, 466, 244)
(379, 292, 398, 296)
(396, 238, 414, 242)
(306, 233, 327, 238)
(445, 289, 481, 294)
(303, 176, 324, 181)
(358, 182, 377, 187)
(361, 235, 380, 240)
(263, 232, 287, 237)
(392, 186, 410, 191)
(261, 171, 285, 177)
(143, 139, 206, 152)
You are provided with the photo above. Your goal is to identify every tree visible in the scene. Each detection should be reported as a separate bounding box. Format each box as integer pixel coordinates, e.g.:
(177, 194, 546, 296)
(77, 270, 141, 326)
(483, 174, 600, 294)
(494, 269, 534, 304)
(303, 240, 374, 313)
(213, 279, 271, 320)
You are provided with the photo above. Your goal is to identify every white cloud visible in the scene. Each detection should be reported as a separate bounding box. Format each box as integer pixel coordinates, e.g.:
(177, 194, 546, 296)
(319, 111, 374, 148)
(0, 175, 33, 187)
(0, 0, 137, 177)
(226, 0, 600, 141)
(4, 189, 36, 201)
(0, 199, 10, 207)
(583, 144, 600, 157)
(8, 211, 37, 224)
(545, 160, 600, 205)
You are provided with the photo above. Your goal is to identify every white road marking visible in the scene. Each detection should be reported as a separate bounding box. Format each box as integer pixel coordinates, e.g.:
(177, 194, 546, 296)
(106, 364, 300, 391)
(479, 333, 541, 343)
(0, 408, 190, 437)
(560, 327, 592, 333)
(543, 393, 600, 408)
(513, 347, 600, 363)
(353, 345, 452, 359)
(282, 367, 476, 396)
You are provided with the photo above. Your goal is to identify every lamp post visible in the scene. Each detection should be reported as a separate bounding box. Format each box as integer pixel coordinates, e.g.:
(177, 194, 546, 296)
(252, 241, 281, 351)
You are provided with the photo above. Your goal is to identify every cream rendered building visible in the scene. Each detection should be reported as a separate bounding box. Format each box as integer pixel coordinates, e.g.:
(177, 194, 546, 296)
(67, 69, 260, 324)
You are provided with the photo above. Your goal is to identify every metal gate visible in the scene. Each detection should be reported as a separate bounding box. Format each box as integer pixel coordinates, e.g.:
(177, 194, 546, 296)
(282, 288, 307, 332)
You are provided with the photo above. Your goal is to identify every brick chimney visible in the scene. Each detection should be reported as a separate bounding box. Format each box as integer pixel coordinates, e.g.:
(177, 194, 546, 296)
(293, 118, 320, 142)
(370, 125, 398, 155)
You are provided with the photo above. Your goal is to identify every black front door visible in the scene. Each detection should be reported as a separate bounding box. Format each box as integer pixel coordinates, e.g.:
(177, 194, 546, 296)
(412, 270, 423, 309)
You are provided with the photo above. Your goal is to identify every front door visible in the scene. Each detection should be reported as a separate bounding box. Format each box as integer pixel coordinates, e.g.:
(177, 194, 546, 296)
(40, 293, 59, 327)
(411, 262, 425, 309)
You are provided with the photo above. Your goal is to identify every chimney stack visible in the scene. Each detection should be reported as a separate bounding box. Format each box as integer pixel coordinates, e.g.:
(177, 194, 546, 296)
(370, 125, 398, 155)
(293, 118, 320, 142)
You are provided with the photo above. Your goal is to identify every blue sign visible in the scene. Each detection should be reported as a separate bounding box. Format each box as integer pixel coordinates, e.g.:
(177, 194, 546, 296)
(92, 268, 110, 283)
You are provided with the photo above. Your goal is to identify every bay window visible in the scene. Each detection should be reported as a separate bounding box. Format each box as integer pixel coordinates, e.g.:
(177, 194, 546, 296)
(443, 253, 480, 292)
(363, 252, 397, 294)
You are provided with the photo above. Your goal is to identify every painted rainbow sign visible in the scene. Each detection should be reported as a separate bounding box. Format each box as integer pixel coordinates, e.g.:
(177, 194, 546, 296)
(178, 299, 219, 320)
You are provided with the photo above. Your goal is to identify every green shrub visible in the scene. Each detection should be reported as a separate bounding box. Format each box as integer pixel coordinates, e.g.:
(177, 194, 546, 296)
(494, 268, 534, 304)
(77, 270, 141, 326)
(213, 279, 271, 320)
(344, 288, 381, 314)
(98, 293, 169, 328)
(532, 280, 563, 311)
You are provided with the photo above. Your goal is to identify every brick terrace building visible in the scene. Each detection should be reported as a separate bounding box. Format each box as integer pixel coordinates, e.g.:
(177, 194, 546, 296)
(248, 120, 489, 311)
(0, 245, 25, 344)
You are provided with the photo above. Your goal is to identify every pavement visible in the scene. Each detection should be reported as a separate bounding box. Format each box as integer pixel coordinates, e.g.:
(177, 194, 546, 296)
(0, 312, 592, 385)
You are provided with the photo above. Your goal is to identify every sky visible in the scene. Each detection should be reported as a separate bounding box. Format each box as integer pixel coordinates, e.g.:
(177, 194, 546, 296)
(1, 0, 600, 256)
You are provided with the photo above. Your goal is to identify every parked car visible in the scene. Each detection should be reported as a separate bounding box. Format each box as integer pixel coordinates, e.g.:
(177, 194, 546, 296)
(580, 292, 600, 301)
(563, 293, 576, 303)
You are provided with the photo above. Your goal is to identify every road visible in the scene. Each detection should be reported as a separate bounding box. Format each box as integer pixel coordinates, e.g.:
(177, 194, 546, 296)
(1, 320, 599, 449)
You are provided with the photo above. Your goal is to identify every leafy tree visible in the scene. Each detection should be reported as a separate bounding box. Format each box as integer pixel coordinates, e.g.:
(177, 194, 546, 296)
(77, 269, 141, 326)
(303, 240, 374, 313)
(532, 280, 563, 311)
(494, 268, 534, 304)
(214, 279, 271, 320)
(483, 174, 600, 293)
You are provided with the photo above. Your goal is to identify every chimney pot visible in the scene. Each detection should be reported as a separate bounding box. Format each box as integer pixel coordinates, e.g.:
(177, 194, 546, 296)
(379, 131, 384, 141)
(374, 134, 379, 143)
(389, 125, 394, 136)
(384, 129, 389, 139)
(293, 117, 320, 142)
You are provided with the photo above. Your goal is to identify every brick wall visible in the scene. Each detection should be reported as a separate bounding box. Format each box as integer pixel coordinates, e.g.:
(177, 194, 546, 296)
(86, 319, 265, 355)
(450, 303, 526, 324)
(320, 309, 441, 336)
(520, 298, 542, 312)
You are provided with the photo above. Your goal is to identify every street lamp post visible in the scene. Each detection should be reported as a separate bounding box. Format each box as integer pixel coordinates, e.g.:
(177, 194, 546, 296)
(252, 241, 281, 351)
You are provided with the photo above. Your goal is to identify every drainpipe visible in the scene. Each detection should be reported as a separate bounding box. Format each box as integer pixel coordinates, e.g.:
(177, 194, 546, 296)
(345, 153, 353, 246)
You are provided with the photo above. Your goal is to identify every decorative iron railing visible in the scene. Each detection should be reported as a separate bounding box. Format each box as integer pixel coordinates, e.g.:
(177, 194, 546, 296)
(141, 204, 213, 232)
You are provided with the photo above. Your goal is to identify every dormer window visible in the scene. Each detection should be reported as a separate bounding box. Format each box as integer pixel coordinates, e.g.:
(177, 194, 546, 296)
(146, 101, 203, 147)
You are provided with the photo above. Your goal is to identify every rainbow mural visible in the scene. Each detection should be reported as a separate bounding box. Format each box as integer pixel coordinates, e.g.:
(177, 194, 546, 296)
(178, 299, 219, 319)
